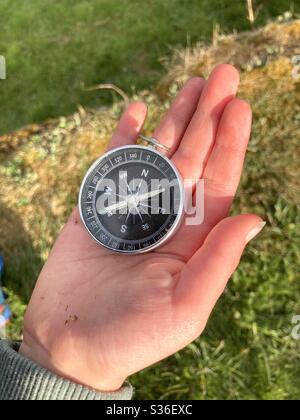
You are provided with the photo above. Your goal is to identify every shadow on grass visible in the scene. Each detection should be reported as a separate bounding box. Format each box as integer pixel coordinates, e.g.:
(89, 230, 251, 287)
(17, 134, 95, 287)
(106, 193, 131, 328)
(0, 201, 42, 304)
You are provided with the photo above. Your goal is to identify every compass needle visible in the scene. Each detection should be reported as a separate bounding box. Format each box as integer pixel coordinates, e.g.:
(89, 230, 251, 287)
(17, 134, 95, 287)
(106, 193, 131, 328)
(136, 207, 144, 224)
(126, 181, 133, 195)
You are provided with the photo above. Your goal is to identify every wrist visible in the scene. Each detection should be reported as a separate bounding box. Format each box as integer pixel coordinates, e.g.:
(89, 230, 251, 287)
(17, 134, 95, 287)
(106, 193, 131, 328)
(19, 333, 126, 393)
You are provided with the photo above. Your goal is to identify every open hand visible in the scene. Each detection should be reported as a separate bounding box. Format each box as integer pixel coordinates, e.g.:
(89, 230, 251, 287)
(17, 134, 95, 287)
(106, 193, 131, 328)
(20, 64, 265, 392)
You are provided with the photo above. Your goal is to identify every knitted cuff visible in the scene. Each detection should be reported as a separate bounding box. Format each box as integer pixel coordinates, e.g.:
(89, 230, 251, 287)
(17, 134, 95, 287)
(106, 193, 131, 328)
(0, 340, 133, 400)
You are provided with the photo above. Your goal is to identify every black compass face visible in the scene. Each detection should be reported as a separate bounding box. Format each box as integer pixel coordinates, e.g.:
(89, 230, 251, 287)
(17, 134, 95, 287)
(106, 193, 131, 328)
(79, 146, 183, 253)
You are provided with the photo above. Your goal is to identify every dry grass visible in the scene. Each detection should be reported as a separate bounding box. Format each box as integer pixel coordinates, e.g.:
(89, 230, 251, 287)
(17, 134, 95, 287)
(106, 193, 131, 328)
(158, 19, 300, 90)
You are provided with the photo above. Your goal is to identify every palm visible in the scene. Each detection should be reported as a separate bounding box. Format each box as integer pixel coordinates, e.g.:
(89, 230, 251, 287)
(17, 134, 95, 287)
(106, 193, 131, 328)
(22, 65, 263, 392)
(44, 225, 186, 381)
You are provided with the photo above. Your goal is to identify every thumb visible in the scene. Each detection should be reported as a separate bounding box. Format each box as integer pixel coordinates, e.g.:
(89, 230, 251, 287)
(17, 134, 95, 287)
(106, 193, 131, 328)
(174, 214, 266, 331)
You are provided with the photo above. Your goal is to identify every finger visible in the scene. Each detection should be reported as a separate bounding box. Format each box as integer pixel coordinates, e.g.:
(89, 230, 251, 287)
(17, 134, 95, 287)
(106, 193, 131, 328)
(172, 64, 240, 181)
(152, 78, 205, 157)
(107, 101, 147, 150)
(201, 98, 252, 226)
(160, 98, 252, 260)
(174, 215, 265, 335)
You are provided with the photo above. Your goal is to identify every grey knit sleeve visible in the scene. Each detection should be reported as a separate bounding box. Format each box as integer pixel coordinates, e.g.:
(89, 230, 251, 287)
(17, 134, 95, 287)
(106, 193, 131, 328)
(0, 340, 133, 400)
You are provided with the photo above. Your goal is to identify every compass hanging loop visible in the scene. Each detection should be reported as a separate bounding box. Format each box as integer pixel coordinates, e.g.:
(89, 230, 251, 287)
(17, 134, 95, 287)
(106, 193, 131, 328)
(139, 134, 170, 153)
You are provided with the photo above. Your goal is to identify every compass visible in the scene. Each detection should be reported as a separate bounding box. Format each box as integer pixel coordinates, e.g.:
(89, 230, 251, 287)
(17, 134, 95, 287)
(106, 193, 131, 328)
(79, 139, 184, 254)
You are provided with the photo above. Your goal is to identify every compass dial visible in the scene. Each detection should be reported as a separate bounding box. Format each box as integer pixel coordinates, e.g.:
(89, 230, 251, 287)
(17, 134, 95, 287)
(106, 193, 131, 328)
(79, 145, 184, 253)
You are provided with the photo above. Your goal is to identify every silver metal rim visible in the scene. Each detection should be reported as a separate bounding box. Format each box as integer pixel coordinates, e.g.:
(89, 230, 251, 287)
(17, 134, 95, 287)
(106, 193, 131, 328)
(78, 144, 185, 254)
(139, 134, 170, 152)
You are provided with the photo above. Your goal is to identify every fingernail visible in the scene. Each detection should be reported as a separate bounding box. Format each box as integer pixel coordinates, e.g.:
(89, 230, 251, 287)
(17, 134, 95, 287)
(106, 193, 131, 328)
(246, 221, 266, 243)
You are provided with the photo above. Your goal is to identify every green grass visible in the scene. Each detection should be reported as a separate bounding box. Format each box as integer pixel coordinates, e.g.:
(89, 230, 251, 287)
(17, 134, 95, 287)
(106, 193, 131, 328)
(0, 0, 299, 134)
